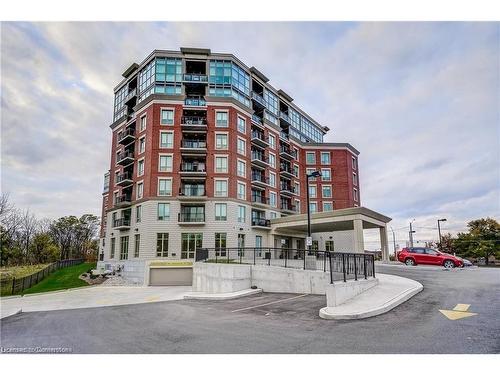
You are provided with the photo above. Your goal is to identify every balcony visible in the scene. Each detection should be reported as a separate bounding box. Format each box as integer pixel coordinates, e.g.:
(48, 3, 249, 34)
(113, 217, 131, 231)
(124, 88, 137, 105)
(251, 114, 264, 128)
(280, 202, 297, 213)
(180, 163, 207, 176)
(251, 172, 268, 188)
(178, 212, 205, 224)
(180, 139, 207, 153)
(181, 116, 207, 130)
(279, 145, 295, 160)
(279, 164, 295, 179)
(183, 74, 208, 83)
(251, 131, 269, 148)
(251, 194, 269, 207)
(118, 128, 135, 145)
(116, 172, 133, 187)
(116, 151, 134, 166)
(184, 97, 206, 107)
(250, 151, 268, 168)
(279, 131, 290, 143)
(251, 91, 266, 109)
(178, 186, 206, 200)
(280, 184, 296, 196)
(114, 194, 132, 208)
(279, 111, 291, 125)
(251, 218, 271, 228)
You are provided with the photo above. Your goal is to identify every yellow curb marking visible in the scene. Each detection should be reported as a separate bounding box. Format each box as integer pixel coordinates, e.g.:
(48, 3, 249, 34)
(145, 296, 160, 302)
(439, 304, 477, 320)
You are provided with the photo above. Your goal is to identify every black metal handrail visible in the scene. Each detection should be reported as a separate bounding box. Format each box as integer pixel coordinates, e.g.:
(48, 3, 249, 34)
(117, 151, 134, 163)
(115, 194, 131, 205)
(251, 114, 263, 125)
(251, 91, 266, 106)
(180, 163, 206, 172)
(251, 151, 267, 163)
(181, 140, 207, 148)
(116, 172, 133, 183)
(178, 212, 205, 222)
(251, 131, 268, 142)
(113, 218, 130, 227)
(195, 248, 375, 283)
(179, 186, 206, 196)
(251, 194, 268, 204)
(251, 218, 270, 227)
(185, 97, 206, 106)
(181, 116, 207, 125)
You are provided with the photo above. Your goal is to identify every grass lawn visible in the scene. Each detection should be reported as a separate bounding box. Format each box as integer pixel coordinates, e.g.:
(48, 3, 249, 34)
(22, 262, 96, 295)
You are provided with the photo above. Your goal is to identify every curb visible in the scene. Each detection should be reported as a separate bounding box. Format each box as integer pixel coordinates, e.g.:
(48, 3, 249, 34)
(184, 288, 262, 300)
(319, 283, 423, 320)
(0, 308, 22, 320)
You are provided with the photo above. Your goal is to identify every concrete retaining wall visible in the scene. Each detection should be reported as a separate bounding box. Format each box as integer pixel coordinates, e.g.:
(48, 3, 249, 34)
(325, 278, 378, 306)
(192, 263, 252, 293)
(251, 265, 329, 294)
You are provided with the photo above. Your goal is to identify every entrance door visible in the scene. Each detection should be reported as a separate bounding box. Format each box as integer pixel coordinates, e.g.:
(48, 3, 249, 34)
(181, 233, 203, 259)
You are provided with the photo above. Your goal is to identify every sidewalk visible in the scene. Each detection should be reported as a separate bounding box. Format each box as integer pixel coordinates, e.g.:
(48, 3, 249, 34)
(319, 273, 423, 320)
(0, 285, 191, 319)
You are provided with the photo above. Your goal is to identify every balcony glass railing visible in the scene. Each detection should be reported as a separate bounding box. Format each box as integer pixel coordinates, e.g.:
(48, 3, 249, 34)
(252, 218, 270, 227)
(251, 92, 266, 107)
(279, 145, 293, 155)
(183, 74, 208, 82)
(181, 116, 207, 125)
(179, 186, 206, 196)
(279, 132, 290, 141)
(251, 114, 263, 125)
(180, 163, 206, 172)
(178, 212, 205, 222)
(280, 203, 296, 212)
(279, 111, 290, 123)
(116, 172, 133, 184)
(125, 88, 137, 102)
(181, 140, 207, 148)
(115, 195, 131, 205)
(113, 218, 130, 227)
(185, 97, 206, 106)
(251, 194, 268, 205)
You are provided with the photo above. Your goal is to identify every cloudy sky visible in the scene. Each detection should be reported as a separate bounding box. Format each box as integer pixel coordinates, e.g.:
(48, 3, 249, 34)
(1, 22, 499, 246)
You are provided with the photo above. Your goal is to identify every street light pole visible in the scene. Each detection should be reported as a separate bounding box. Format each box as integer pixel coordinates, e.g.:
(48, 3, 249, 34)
(437, 218, 447, 250)
(390, 226, 397, 260)
(409, 220, 416, 248)
(305, 171, 321, 261)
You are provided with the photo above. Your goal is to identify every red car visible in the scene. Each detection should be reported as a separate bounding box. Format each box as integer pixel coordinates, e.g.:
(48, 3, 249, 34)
(397, 247, 463, 268)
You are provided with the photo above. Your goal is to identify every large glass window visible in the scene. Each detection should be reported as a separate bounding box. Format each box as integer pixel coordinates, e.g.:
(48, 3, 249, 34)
(161, 109, 174, 125)
(214, 180, 228, 197)
(208, 60, 250, 107)
(110, 237, 115, 258)
(321, 152, 331, 165)
(120, 236, 129, 260)
(215, 233, 227, 256)
(237, 160, 246, 177)
(321, 169, 331, 181)
(322, 185, 332, 198)
(158, 203, 170, 220)
(237, 182, 246, 200)
(113, 85, 127, 121)
(159, 155, 173, 172)
(215, 133, 228, 149)
(134, 234, 140, 258)
(215, 203, 227, 221)
(154, 57, 182, 95)
(237, 117, 246, 133)
(215, 156, 228, 173)
(156, 233, 169, 257)
(238, 205, 246, 223)
(160, 132, 173, 148)
(306, 152, 316, 164)
(181, 233, 202, 259)
(215, 111, 228, 127)
(158, 179, 172, 196)
(264, 89, 279, 116)
(138, 59, 155, 101)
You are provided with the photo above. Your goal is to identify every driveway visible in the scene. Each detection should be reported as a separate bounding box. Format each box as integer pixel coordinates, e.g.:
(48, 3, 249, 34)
(1, 266, 499, 353)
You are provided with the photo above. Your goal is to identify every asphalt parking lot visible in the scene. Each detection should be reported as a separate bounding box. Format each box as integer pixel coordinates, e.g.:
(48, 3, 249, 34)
(1, 265, 499, 354)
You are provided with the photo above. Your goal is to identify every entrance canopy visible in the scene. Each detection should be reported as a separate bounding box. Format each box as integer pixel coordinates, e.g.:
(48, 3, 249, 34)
(269, 207, 392, 261)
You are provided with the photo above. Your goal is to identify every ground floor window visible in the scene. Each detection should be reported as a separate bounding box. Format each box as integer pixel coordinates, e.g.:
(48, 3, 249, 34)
(181, 233, 202, 259)
(120, 236, 129, 260)
(238, 233, 245, 256)
(134, 234, 140, 258)
(156, 233, 169, 257)
(255, 235, 262, 257)
(325, 240, 334, 252)
(110, 237, 115, 259)
(215, 232, 226, 256)
(312, 240, 319, 252)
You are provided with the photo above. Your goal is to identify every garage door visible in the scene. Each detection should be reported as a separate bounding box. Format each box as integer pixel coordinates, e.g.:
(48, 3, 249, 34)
(149, 267, 193, 286)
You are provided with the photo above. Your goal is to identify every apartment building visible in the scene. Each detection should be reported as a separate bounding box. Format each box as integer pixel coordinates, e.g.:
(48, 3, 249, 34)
(98, 47, 360, 284)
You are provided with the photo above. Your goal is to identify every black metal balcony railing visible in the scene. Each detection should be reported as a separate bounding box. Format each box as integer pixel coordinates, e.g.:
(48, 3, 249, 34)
(279, 111, 290, 123)
(251, 131, 267, 142)
(251, 151, 267, 163)
(125, 88, 137, 102)
(251, 194, 269, 205)
(183, 74, 208, 83)
(113, 218, 130, 228)
(116, 172, 133, 184)
(185, 97, 206, 106)
(251, 91, 266, 107)
(180, 163, 206, 172)
(181, 116, 207, 125)
(178, 212, 205, 223)
(280, 184, 295, 193)
(252, 114, 263, 126)
(279, 132, 290, 141)
(280, 164, 293, 174)
(251, 218, 270, 227)
(251, 172, 267, 184)
(181, 140, 207, 149)
(114, 195, 131, 205)
(280, 203, 296, 212)
(117, 151, 134, 164)
(118, 128, 135, 143)
(179, 186, 206, 197)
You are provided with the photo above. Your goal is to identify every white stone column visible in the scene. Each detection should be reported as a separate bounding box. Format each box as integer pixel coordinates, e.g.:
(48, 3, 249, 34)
(353, 219, 365, 253)
(380, 225, 389, 263)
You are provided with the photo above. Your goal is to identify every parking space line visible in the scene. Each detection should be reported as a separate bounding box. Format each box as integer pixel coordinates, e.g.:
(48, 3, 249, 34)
(231, 294, 308, 313)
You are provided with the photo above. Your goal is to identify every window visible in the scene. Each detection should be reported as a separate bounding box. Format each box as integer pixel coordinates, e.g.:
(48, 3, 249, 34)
(237, 159, 246, 177)
(295, 199, 301, 213)
(214, 179, 228, 197)
(110, 237, 115, 259)
(215, 233, 227, 256)
(268, 134, 276, 149)
(120, 236, 129, 260)
(181, 233, 202, 259)
(159, 155, 173, 172)
(215, 156, 228, 173)
(238, 205, 246, 223)
(237, 182, 246, 200)
(215, 133, 228, 150)
(293, 165, 299, 177)
(215, 111, 228, 127)
(352, 156, 357, 170)
(325, 240, 334, 251)
(270, 212, 277, 219)
(158, 203, 170, 220)
(353, 172, 358, 186)
(354, 188, 358, 201)
(237, 116, 246, 133)
(134, 234, 140, 258)
(306, 152, 316, 164)
(309, 185, 317, 198)
(137, 159, 144, 176)
(322, 185, 332, 198)
(293, 148, 299, 161)
(136, 182, 143, 199)
(323, 202, 333, 212)
(237, 234, 245, 255)
(255, 235, 263, 252)
(321, 152, 331, 165)
(306, 168, 316, 181)
(322, 169, 331, 181)
(160, 109, 174, 125)
(309, 202, 317, 213)
(139, 137, 146, 154)
(237, 137, 246, 155)
(269, 191, 277, 207)
(156, 233, 169, 257)
(140, 115, 146, 132)
(158, 178, 172, 196)
(136, 205, 142, 223)
(215, 203, 227, 221)
(269, 172, 276, 188)
(268, 153, 276, 168)
(160, 132, 173, 148)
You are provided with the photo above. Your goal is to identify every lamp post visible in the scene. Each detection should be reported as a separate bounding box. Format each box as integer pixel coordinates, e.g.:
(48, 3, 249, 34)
(390, 226, 397, 260)
(305, 170, 322, 261)
(437, 218, 447, 250)
(409, 219, 416, 248)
